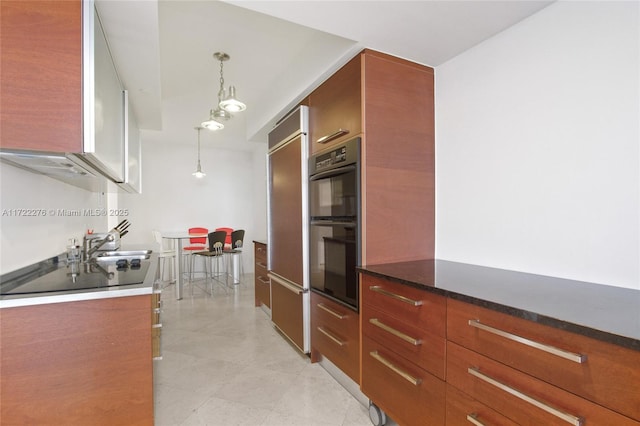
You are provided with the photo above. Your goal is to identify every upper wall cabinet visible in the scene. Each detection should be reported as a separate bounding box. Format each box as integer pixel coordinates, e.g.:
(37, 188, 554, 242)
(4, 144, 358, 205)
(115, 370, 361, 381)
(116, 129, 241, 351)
(0, 0, 129, 185)
(90, 4, 125, 182)
(308, 55, 362, 154)
(120, 92, 142, 194)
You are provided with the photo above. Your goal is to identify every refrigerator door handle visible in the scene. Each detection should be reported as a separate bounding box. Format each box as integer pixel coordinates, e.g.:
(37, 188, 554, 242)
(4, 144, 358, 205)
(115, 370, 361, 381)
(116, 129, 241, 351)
(269, 273, 307, 295)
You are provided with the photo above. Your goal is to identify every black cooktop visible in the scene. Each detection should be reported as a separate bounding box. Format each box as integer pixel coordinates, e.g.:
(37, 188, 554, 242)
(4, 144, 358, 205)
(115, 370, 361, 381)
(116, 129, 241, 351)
(1, 259, 150, 296)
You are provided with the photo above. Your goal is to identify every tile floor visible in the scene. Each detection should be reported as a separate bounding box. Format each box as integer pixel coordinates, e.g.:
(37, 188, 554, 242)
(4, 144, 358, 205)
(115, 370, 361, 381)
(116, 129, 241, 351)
(153, 275, 372, 426)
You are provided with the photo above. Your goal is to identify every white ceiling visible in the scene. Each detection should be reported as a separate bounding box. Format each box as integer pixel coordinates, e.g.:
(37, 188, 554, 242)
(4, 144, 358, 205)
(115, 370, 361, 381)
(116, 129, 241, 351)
(97, 0, 554, 151)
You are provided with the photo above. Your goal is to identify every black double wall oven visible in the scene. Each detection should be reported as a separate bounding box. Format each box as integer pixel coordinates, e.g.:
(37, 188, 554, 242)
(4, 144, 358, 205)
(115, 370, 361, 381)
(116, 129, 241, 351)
(309, 137, 361, 311)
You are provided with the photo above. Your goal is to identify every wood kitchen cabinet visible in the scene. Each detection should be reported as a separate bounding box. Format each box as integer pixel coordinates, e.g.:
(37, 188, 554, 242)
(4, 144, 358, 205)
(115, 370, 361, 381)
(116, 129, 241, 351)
(311, 49, 435, 263)
(308, 55, 362, 151)
(254, 241, 270, 309)
(447, 298, 640, 424)
(1, 0, 128, 184)
(308, 49, 435, 387)
(360, 274, 447, 426)
(0, 295, 154, 425)
(1, 0, 83, 152)
(151, 289, 162, 359)
(310, 291, 360, 383)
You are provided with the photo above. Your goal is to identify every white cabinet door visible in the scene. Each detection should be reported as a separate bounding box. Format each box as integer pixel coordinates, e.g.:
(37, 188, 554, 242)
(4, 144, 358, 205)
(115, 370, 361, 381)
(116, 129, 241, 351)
(84, 4, 125, 183)
(120, 91, 142, 193)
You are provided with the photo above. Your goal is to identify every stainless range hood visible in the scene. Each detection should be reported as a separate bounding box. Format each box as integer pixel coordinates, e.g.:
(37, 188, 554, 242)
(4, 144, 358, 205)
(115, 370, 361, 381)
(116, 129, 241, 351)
(0, 151, 107, 192)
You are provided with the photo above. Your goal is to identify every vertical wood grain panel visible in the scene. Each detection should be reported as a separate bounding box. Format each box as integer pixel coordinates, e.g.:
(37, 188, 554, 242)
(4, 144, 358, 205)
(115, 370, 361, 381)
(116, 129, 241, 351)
(0, 1, 83, 152)
(361, 50, 435, 264)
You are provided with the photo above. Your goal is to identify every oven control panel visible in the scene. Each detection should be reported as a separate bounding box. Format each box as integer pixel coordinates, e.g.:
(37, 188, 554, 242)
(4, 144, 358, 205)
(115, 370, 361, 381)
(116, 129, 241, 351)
(315, 146, 347, 170)
(310, 137, 360, 175)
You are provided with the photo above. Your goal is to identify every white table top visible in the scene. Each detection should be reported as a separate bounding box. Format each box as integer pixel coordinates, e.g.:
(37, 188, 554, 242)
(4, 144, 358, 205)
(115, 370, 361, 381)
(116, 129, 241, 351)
(161, 231, 208, 239)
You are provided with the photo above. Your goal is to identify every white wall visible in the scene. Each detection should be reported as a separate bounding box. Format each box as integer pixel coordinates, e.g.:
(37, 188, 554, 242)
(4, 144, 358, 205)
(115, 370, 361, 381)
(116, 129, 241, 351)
(0, 164, 107, 273)
(435, 1, 639, 289)
(118, 135, 265, 271)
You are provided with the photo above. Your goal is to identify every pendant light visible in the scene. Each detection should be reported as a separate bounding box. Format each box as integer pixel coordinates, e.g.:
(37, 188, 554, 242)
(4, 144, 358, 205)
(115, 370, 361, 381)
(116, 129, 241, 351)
(201, 52, 246, 130)
(192, 127, 206, 178)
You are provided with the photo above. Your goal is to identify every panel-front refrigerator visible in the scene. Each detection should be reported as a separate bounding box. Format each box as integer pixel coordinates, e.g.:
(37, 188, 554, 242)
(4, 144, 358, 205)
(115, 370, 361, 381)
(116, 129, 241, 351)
(267, 105, 310, 353)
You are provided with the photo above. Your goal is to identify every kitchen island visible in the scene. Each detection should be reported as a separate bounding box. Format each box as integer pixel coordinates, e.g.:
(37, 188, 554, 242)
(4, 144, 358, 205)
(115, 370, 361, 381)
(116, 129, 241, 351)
(358, 260, 640, 426)
(0, 253, 158, 425)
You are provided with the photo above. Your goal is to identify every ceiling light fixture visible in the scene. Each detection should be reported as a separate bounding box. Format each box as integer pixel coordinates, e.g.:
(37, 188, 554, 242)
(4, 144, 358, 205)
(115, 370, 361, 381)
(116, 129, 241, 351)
(201, 52, 246, 131)
(192, 127, 206, 178)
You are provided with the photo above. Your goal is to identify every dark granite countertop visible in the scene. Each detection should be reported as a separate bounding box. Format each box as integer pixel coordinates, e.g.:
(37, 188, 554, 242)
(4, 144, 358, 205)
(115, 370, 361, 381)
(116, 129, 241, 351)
(358, 259, 640, 352)
(253, 239, 268, 245)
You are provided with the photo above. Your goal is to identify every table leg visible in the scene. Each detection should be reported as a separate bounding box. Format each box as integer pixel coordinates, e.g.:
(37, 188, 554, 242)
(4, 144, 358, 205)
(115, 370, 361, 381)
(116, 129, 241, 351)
(175, 239, 183, 300)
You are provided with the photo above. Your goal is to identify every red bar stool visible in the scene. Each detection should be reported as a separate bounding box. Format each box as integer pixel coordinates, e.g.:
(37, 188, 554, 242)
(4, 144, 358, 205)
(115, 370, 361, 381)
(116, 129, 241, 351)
(184, 227, 208, 282)
(215, 227, 234, 250)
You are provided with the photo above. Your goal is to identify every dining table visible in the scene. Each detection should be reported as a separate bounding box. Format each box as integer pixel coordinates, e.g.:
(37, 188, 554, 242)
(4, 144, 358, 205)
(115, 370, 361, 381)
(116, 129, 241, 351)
(161, 231, 242, 299)
(161, 231, 207, 299)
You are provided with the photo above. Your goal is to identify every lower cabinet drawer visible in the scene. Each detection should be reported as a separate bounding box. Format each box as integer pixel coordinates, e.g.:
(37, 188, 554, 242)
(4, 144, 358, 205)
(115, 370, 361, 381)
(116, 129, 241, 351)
(447, 342, 640, 426)
(362, 275, 446, 337)
(362, 302, 445, 380)
(310, 292, 359, 383)
(362, 336, 446, 426)
(254, 264, 270, 308)
(447, 299, 640, 420)
(446, 384, 518, 426)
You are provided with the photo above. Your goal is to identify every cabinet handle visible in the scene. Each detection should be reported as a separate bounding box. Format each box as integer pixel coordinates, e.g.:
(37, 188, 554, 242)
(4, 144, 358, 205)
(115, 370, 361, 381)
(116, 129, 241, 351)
(257, 262, 268, 269)
(257, 276, 270, 284)
(369, 351, 422, 386)
(317, 129, 349, 144)
(468, 319, 586, 364)
(369, 286, 423, 306)
(369, 318, 421, 346)
(468, 367, 583, 426)
(317, 326, 345, 346)
(318, 303, 345, 319)
(466, 414, 487, 426)
(269, 273, 306, 295)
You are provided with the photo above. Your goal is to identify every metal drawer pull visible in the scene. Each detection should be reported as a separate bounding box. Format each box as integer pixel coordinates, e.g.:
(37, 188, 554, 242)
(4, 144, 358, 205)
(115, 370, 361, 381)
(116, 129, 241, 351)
(318, 303, 345, 319)
(468, 320, 587, 363)
(256, 262, 268, 269)
(369, 286, 423, 306)
(317, 128, 349, 144)
(369, 318, 421, 346)
(317, 327, 345, 346)
(269, 273, 306, 295)
(468, 367, 583, 426)
(257, 276, 270, 284)
(466, 414, 486, 426)
(370, 351, 422, 386)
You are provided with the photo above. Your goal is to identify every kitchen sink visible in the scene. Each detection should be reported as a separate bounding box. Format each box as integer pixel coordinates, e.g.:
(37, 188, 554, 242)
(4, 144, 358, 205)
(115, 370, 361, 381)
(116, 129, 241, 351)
(95, 250, 152, 262)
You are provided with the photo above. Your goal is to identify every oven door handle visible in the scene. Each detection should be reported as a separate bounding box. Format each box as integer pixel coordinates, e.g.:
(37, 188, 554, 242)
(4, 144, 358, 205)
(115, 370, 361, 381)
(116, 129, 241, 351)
(310, 220, 357, 228)
(309, 164, 356, 181)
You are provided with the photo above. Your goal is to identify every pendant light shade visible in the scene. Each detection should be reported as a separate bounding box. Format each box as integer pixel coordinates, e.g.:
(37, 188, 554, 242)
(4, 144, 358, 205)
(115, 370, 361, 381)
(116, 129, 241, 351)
(201, 110, 224, 131)
(192, 127, 206, 178)
(219, 86, 246, 113)
(201, 52, 246, 130)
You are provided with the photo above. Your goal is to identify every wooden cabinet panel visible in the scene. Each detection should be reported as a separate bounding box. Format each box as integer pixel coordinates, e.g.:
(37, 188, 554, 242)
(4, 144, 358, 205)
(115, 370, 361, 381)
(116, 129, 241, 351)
(271, 278, 304, 351)
(310, 291, 359, 383)
(448, 299, 640, 420)
(446, 384, 519, 426)
(0, 0, 82, 152)
(254, 242, 270, 308)
(360, 50, 435, 265)
(361, 274, 446, 337)
(447, 342, 640, 426)
(308, 54, 361, 154)
(151, 290, 162, 359)
(362, 303, 445, 380)
(362, 336, 445, 426)
(0, 296, 153, 425)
